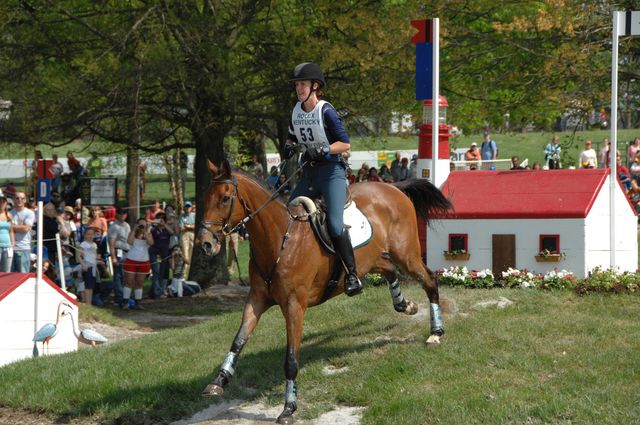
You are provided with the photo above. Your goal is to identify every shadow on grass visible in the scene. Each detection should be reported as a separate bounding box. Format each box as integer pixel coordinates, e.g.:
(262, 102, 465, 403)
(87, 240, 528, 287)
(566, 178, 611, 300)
(70, 319, 412, 423)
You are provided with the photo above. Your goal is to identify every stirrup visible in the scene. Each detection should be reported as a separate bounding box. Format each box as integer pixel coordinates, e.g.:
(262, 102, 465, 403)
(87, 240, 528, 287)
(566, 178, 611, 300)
(344, 274, 363, 297)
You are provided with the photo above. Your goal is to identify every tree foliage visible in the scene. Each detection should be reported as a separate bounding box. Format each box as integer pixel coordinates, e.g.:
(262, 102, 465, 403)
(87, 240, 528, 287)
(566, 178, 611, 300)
(0, 0, 637, 284)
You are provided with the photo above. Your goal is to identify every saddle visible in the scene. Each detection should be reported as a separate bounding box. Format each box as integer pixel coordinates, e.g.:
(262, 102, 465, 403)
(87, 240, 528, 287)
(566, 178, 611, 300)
(289, 196, 373, 255)
(289, 196, 373, 301)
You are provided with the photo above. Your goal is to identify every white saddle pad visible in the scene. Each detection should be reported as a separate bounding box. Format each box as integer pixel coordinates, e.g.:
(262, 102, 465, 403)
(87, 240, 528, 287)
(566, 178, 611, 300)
(344, 201, 373, 249)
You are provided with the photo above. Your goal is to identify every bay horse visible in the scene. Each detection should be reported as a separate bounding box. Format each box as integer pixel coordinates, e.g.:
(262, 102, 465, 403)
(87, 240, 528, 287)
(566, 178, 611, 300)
(199, 160, 451, 424)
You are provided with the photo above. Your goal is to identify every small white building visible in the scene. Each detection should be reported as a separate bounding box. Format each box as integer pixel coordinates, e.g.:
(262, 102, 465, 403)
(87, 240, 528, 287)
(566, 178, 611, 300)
(427, 169, 638, 278)
(0, 272, 78, 367)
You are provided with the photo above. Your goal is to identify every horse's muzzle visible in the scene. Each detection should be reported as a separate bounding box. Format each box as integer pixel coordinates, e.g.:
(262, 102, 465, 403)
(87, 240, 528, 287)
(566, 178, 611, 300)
(199, 229, 222, 257)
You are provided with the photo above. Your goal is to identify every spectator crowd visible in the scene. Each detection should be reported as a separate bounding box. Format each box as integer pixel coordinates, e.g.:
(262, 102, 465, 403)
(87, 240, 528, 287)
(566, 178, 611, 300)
(0, 148, 201, 310)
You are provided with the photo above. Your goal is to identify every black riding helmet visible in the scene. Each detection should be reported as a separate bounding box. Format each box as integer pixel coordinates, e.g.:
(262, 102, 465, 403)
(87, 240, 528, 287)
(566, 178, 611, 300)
(290, 62, 326, 88)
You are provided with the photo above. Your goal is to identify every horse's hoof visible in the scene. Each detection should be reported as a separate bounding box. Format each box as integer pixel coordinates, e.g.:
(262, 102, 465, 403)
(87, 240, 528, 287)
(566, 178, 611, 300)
(425, 334, 442, 345)
(404, 301, 419, 316)
(276, 405, 296, 424)
(201, 384, 224, 397)
(276, 413, 295, 424)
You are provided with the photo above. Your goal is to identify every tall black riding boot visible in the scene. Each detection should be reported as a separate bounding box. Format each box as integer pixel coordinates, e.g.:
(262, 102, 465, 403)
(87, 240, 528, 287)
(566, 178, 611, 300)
(331, 230, 363, 297)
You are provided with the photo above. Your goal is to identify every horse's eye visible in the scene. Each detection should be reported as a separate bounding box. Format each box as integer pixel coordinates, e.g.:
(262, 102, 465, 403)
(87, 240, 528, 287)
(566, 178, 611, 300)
(222, 195, 230, 204)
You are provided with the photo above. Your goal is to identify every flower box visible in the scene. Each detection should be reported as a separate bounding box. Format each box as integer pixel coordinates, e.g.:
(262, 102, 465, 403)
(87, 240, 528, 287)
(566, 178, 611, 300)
(444, 252, 470, 261)
(535, 254, 562, 262)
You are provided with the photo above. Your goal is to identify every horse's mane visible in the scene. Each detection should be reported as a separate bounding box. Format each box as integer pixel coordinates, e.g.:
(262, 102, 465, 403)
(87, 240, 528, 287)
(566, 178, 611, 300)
(233, 168, 287, 206)
(392, 179, 453, 224)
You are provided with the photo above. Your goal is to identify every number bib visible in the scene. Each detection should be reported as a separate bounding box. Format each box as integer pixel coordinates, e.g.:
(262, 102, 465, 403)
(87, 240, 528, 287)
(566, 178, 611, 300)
(291, 100, 331, 148)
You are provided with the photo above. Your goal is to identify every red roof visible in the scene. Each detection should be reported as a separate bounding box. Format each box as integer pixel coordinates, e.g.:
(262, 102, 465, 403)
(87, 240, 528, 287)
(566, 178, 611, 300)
(438, 168, 629, 219)
(0, 272, 78, 304)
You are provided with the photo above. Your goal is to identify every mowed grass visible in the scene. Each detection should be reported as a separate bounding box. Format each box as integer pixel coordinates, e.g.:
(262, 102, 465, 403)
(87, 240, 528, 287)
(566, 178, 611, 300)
(0, 285, 638, 424)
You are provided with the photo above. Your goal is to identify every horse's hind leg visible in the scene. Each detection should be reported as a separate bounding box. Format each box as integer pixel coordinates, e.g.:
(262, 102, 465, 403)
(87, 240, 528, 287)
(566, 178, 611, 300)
(202, 290, 271, 397)
(402, 256, 444, 345)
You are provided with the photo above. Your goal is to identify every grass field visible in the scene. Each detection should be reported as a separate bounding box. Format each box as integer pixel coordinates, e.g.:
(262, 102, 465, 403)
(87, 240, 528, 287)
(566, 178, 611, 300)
(0, 284, 638, 424)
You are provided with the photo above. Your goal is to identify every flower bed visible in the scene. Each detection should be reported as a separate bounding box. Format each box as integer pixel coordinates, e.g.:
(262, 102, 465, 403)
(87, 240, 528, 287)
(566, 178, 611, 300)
(435, 266, 640, 294)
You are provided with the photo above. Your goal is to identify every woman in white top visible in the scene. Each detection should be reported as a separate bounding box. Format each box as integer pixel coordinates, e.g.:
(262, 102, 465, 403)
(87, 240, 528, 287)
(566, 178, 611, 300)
(579, 140, 598, 168)
(121, 219, 154, 309)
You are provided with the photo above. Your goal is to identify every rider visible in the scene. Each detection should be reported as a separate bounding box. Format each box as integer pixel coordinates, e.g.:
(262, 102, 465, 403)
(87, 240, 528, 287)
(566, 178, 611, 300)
(284, 62, 363, 296)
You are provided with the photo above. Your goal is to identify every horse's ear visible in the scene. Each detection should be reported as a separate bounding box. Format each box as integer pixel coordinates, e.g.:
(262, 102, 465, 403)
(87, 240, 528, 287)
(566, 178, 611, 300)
(208, 158, 232, 179)
(207, 159, 219, 176)
(220, 159, 232, 179)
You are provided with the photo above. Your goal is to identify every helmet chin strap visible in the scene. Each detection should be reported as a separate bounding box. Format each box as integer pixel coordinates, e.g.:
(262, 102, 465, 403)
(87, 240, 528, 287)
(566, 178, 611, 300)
(301, 80, 318, 107)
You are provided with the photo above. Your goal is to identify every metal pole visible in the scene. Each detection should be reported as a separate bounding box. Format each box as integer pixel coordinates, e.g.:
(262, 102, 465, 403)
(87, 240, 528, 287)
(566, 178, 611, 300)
(610, 11, 620, 269)
(35, 201, 43, 334)
(55, 233, 66, 291)
(431, 18, 440, 187)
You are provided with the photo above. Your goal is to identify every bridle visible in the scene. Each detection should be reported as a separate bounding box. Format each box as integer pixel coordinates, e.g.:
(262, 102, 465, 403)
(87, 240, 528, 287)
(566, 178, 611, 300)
(201, 176, 248, 238)
(201, 164, 305, 239)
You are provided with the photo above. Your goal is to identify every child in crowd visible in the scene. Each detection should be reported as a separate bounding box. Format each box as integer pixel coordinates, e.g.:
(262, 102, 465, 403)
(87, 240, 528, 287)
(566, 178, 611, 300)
(78, 227, 104, 305)
(168, 245, 201, 297)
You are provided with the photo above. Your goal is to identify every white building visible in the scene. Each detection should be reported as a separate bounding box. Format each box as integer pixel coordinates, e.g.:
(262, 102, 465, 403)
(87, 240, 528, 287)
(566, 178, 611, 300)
(0, 273, 78, 367)
(426, 169, 638, 278)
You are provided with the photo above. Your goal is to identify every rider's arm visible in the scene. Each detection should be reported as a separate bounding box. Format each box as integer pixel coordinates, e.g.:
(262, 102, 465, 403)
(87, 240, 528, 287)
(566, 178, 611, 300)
(323, 106, 350, 155)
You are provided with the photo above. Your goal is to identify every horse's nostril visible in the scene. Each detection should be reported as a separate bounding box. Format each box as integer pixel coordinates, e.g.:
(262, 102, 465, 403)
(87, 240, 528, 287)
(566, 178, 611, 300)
(202, 242, 213, 255)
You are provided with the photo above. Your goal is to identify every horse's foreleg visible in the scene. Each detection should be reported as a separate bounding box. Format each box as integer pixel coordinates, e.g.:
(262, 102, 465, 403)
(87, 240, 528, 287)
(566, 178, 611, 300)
(378, 264, 419, 316)
(202, 292, 270, 397)
(403, 258, 444, 344)
(276, 299, 305, 425)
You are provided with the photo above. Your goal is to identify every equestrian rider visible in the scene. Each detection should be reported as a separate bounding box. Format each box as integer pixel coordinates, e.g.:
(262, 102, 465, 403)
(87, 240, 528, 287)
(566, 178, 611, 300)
(284, 62, 363, 296)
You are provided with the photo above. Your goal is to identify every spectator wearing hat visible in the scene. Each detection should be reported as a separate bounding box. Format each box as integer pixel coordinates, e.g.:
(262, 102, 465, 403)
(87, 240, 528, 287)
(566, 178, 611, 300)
(0, 192, 14, 272)
(178, 201, 196, 275)
(61, 206, 77, 248)
(465, 142, 481, 170)
(108, 208, 130, 305)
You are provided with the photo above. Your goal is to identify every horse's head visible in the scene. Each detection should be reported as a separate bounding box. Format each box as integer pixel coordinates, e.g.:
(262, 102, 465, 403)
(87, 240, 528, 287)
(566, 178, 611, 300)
(198, 159, 244, 257)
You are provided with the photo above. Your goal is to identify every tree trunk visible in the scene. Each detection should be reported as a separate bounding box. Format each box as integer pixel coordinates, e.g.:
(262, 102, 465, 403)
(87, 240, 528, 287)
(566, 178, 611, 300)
(175, 148, 184, 208)
(125, 147, 140, 225)
(162, 152, 179, 207)
(188, 125, 229, 287)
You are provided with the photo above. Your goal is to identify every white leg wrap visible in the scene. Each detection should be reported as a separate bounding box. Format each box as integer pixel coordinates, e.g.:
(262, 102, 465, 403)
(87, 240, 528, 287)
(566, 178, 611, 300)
(285, 379, 297, 404)
(430, 303, 444, 332)
(221, 352, 237, 377)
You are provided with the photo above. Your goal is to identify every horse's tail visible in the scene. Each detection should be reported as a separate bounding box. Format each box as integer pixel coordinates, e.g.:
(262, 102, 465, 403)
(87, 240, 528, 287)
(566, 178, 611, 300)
(392, 179, 452, 225)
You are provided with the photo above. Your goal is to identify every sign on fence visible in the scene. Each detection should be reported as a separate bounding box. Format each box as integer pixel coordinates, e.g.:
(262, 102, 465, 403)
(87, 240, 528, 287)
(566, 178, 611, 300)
(36, 179, 51, 203)
(80, 178, 117, 206)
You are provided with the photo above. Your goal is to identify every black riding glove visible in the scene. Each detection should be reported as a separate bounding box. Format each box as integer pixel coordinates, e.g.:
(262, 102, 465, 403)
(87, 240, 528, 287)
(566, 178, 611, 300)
(303, 142, 331, 162)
